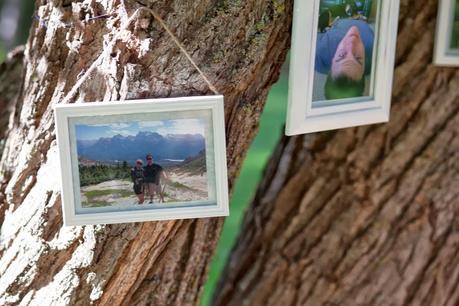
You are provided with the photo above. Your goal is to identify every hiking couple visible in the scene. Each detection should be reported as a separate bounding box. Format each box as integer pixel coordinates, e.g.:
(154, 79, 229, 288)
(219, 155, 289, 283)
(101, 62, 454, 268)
(130, 153, 168, 204)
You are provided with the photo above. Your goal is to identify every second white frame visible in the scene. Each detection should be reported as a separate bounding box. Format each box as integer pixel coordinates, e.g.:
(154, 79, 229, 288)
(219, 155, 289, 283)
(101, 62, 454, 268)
(286, 0, 400, 135)
(434, 0, 459, 66)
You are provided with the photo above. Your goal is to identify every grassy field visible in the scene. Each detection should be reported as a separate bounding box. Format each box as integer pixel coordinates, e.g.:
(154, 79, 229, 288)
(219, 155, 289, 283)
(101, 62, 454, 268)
(201, 65, 288, 305)
(79, 164, 131, 187)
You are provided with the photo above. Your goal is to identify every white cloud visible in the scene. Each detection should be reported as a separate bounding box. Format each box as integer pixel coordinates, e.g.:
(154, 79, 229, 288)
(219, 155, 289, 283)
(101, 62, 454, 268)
(89, 123, 131, 129)
(138, 121, 164, 128)
(110, 129, 134, 136)
(156, 119, 206, 136)
(86, 119, 206, 137)
(111, 123, 131, 129)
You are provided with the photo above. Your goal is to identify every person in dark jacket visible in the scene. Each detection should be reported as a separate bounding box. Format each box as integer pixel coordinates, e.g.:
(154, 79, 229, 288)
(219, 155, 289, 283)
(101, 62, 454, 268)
(143, 153, 167, 203)
(131, 159, 145, 204)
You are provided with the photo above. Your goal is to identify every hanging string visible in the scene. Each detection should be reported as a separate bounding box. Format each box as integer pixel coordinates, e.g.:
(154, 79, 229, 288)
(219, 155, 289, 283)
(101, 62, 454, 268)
(86, 13, 114, 22)
(34, 7, 220, 101)
(141, 7, 220, 95)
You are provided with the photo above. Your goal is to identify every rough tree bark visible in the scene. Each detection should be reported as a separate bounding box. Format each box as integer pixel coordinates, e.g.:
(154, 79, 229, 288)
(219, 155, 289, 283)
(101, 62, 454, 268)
(214, 1, 459, 305)
(0, 0, 292, 305)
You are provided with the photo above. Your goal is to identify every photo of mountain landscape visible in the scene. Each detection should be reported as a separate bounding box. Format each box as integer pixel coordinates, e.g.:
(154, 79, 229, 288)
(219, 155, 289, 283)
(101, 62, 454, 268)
(75, 118, 210, 209)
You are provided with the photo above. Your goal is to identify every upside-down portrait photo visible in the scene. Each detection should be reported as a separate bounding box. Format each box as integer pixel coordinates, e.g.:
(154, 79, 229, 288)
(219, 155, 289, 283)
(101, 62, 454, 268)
(313, 0, 378, 103)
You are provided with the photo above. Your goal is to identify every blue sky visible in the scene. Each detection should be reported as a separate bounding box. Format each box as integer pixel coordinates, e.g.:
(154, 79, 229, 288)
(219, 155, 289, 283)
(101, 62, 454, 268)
(76, 119, 206, 141)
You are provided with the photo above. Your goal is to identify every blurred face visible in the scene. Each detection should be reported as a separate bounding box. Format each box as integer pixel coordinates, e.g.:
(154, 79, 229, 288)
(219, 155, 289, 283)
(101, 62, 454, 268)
(136, 161, 143, 168)
(331, 26, 365, 81)
(147, 157, 153, 165)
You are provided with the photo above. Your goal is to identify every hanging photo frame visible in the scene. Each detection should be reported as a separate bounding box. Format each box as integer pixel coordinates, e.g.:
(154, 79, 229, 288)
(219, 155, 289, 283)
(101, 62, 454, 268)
(434, 0, 459, 66)
(55, 96, 229, 226)
(286, 0, 400, 135)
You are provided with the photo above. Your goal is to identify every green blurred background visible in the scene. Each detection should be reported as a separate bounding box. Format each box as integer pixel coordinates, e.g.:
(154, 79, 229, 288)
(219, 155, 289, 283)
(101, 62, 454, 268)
(202, 70, 287, 305)
(0, 1, 289, 305)
(0, 0, 33, 61)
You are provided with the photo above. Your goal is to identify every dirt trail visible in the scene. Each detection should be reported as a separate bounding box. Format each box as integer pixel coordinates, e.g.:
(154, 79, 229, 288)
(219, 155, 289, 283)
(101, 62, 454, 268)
(80, 171, 208, 209)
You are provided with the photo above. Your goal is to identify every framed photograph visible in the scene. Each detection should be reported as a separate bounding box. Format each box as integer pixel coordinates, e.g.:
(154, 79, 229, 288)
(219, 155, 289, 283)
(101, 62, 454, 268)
(434, 0, 459, 66)
(54, 96, 229, 226)
(286, 0, 400, 135)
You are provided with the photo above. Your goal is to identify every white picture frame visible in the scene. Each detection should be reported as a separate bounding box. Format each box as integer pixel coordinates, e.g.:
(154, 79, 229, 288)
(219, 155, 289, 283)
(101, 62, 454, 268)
(434, 0, 459, 66)
(286, 0, 400, 135)
(54, 96, 229, 226)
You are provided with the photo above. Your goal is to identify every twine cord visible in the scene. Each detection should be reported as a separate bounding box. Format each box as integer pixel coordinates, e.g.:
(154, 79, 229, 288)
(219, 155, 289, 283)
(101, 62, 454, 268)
(141, 7, 219, 95)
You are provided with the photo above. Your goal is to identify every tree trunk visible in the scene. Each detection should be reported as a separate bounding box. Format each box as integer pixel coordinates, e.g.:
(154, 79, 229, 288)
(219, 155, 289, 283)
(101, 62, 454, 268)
(214, 1, 459, 306)
(0, 0, 292, 305)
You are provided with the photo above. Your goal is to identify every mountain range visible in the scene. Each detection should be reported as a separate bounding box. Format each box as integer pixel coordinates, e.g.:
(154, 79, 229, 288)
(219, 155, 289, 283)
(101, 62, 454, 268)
(77, 131, 205, 164)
